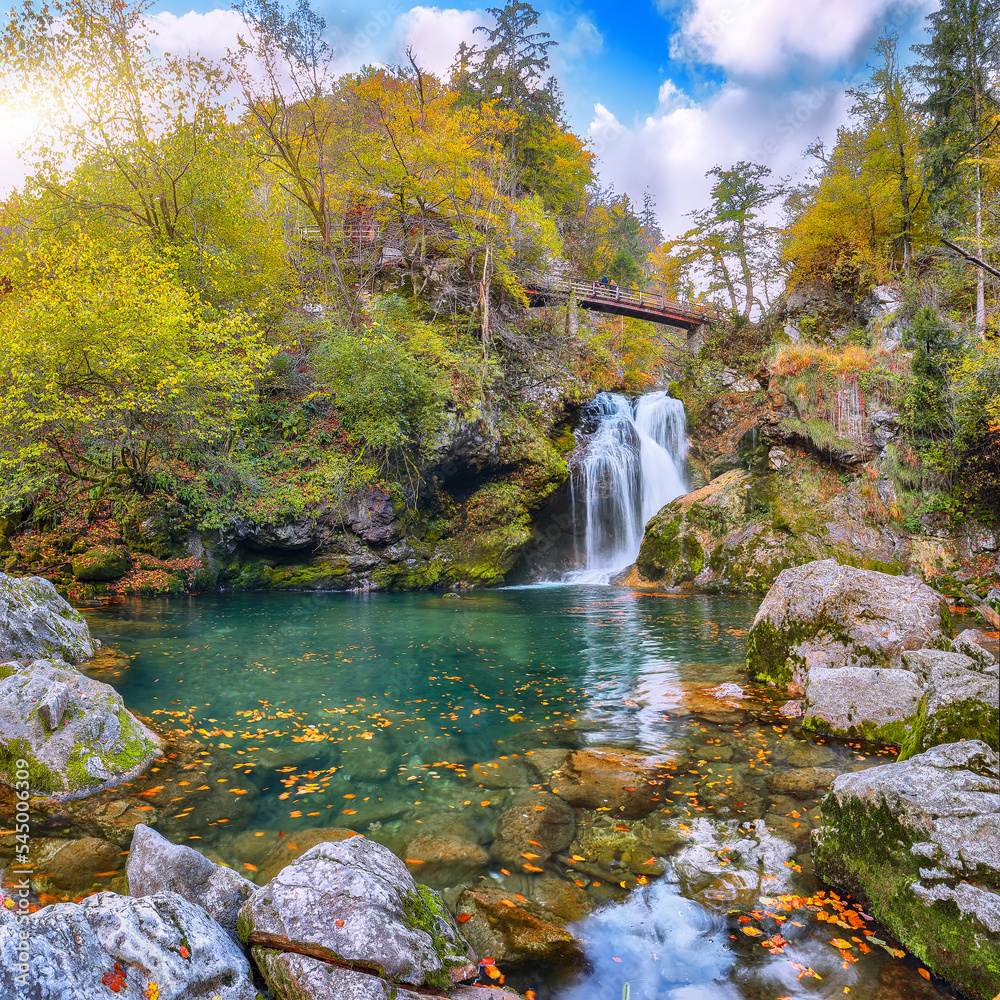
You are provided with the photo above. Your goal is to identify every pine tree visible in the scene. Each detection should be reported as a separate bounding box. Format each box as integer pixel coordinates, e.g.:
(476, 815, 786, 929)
(911, 0, 1000, 335)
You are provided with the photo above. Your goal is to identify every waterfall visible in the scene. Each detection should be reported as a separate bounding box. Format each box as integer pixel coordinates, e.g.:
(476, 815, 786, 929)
(566, 391, 687, 584)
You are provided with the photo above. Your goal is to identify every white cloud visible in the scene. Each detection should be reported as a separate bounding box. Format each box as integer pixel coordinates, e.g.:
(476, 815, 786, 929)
(588, 81, 850, 238)
(395, 6, 483, 78)
(563, 15, 604, 59)
(148, 9, 247, 65)
(675, 0, 932, 77)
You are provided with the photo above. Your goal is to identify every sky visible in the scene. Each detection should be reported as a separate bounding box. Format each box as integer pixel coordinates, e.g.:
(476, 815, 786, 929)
(0, 0, 940, 238)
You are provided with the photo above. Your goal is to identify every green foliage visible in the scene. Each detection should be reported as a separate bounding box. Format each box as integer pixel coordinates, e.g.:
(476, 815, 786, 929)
(313, 299, 446, 471)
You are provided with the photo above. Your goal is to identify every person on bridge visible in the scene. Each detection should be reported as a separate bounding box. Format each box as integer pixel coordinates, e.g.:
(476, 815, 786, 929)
(595, 275, 609, 296)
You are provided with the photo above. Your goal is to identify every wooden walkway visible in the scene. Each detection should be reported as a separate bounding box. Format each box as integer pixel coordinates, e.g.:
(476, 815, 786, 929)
(525, 278, 719, 332)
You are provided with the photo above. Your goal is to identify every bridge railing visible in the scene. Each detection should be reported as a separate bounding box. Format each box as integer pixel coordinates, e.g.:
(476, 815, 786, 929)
(528, 277, 723, 325)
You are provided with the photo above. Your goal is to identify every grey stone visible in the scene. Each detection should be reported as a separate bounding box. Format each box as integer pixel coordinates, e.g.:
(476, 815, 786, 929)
(36, 681, 70, 730)
(251, 953, 519, 1000)
(239, 836, 477, 990)
(0, 659, 160, 798)
(0, 890, 257, 1000)
(490, 789, 576, 866)
(0, 572, 98, 663)
(127, 824, 255, 942)
(952, 628, 998, 668)
(812, 740, 1000, 999)
(869, 410, 899, 449)
(746, 559, 949, 691)
(899, 651, 1000, 757)
(803, 665, 923, 741)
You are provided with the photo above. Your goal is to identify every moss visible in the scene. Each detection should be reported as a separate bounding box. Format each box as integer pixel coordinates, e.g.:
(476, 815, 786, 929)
(72, 545, 132, 582)
(401, 883, 468, 990)
(814, 794, 1000, 998)
(0, 737, 59, 793)
(898, 694, 999, 761)
(745, 618, 807, 687)
(237, 908, 253, 946)
(636, 512, 682, 580)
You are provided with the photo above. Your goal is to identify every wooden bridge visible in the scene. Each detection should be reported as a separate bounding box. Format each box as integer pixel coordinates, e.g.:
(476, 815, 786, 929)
(524, 277, 720, 337)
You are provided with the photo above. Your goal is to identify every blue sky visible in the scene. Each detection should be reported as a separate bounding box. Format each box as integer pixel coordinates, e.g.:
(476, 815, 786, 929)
(2, 0, 939, 233)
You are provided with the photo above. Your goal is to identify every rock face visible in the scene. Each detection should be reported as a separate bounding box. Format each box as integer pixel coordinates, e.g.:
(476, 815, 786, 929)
(0, 890, 258, 1000)
(897, 649, 1000, 758)
(812, 741, 1000, 1000)
(745, 559, 950, 690)
(239, 836, 477, 992)
(127, 824, 256, 941)
(0, 573, 98, 663)
(551, 749, 669, 818)
(454, 884, 583, 966)
(0, 659, 160, 798)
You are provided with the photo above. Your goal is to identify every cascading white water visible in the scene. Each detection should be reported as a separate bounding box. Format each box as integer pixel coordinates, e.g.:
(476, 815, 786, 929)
(566, 391, 687, 584)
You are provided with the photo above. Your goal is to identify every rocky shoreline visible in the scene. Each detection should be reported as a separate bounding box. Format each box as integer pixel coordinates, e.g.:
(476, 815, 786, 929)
(1, 563, 998, 999)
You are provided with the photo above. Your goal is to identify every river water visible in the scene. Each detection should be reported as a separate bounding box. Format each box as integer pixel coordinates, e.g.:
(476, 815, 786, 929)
(84, 587, 954, 1000)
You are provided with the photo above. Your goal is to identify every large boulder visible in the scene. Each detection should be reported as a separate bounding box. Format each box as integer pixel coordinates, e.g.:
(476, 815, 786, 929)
(255, 827, 359, 884)
(802, 665, 924, 742)
(0, 659, 160, 798)
(0, 573, 98, 663)
(127, 824, 255, 942)
(550, 749, 669, 818)
(239, 836, 477, 992)
(746, 559, 950, 690)
(812, 741, 1000, 1000)
(897, 649, 1000, 758)
(0, 890, 258, 1000)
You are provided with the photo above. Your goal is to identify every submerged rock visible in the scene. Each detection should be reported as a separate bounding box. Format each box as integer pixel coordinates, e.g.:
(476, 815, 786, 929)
(0, 659, 160, 798)
(0, 573, 98, 663)
(812, 741, 1000, 1000)
(746, 559, 949, 690)
(0, 890, 258, 1000)
(239, 836, 477, 991)
(551, 749, 669, 818)
(127, 824, 255, 942)
(403, 836, 490, 887)
(454, 883, 583, 965)
(490, 789, 576, 867)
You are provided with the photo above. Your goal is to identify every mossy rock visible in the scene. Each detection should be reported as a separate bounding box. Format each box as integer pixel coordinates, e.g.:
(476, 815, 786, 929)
(812, 741, 1000, 999)
(72, 545, 132, 582)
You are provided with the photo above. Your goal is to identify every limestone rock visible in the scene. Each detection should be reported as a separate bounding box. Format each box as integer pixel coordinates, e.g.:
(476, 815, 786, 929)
(490, 790, 576, 867)
(813, 741, 1000, 1000)
(255, 827, 360, 884)
(0, 890, 257, 1000)
(454, 884, 582, 966)
(530, 874, 595, 922)
(746, 559, 949, 689)
(898, 650, 1000, 758)
(71, 545, 132, 582)
(127, 824, 255, 941)
(239, 836, 477, 990)
(0, 659, 159, 798)
(470, 757, 530, 789)
(551, 748, 669, 818)
(0, 573, 98, 663)
(764, 767, 836, 800)
(802, 665, 923, 742)
(403, 836, 490, 888)
(951, 628, 998, 669)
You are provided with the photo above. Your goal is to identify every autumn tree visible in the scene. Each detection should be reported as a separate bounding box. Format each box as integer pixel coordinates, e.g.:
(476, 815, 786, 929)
(670, 161, 785, 318)
(0, 236, 275, 502)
